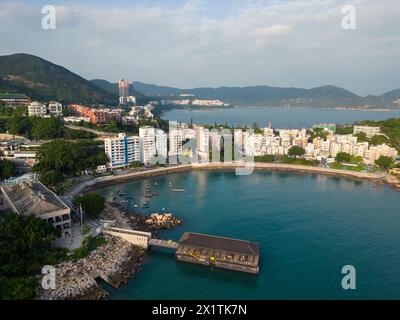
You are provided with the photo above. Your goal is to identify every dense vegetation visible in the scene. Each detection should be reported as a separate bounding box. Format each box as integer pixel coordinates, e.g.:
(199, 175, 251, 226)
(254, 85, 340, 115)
(0, 214, 67, 300)
(375, 156, 395, 169)
(6, 116, 96, 140)
(358, 118, 400, 152)
(33, 140, 106, 187)
(0, 54, 117, 105)
(73, 193, 105, 218)
(0, 159, 15, 180)
(70, 235, 107, 260)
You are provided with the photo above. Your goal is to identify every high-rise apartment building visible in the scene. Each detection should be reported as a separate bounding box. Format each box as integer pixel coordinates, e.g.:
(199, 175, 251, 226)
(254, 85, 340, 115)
(119, 79, 135, 105)
(155, 129, 168, 161)
(168, 128, 184, 162)
(139, 126, 157, 164)
(104, 133, 140, 168)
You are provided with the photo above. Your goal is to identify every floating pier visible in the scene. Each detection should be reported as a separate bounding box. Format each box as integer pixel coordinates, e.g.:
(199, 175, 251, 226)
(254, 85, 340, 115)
(104, 228, 260, 275)
(175, 232, 260, 275)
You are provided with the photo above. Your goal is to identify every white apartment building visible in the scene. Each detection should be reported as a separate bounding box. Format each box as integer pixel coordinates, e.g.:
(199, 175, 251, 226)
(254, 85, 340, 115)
(183, 128, 196, 140)
(196, 127, 210, 154)
(320, 140, 331, 154)
(139, 127, 157, 165)
(155, 129, 168, 161)
(48, 101, 63, 116)
(352, 142, 369, 157)
(104, 133, 140, 168)
(336, 134, 357, 145)
(330, 142, 343, 157)
(209, 130, 222, 152)
(364, 144, 398, 165)
(28, 101, 47, 117)
(168, 128, 184, 162)
(353, 125, 381, 138)
(234, 130, 244, 153)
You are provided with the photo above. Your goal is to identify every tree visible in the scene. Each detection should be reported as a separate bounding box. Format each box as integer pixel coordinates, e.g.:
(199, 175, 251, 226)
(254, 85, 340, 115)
(39, 170, 62, 188)
(336, 152, 351, 163)
(34, 140, 106, 183)
(375, 156, 394, 169)
(30, 117, 63, 140)
(0, 214, 66, 300)
(74, 193, 105, 218)
(354, 131, 368, 142)
(8, 115, 31, 137)
(288, 146, 305, 158)
(370, 135, 389, 146)
(0, 159, 15, 180)
(129, 161, 141, 170)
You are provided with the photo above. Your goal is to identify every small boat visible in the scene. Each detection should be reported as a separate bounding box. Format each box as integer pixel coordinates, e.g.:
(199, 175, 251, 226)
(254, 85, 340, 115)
(133, 204, 139, 208)
(169, 182, 172, 186)
(142, 204, 150, 209)
(154, 182, 159, 186)
(172, 188, 185, 192)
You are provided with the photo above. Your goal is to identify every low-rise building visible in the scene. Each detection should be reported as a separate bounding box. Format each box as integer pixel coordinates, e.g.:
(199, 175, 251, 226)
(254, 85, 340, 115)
(1, 181, 72, 237)
(0, 93, 31, 106)
(48, 101, 63, 116)
(353, 125, 381, 138)
(28, 101, 47, 117)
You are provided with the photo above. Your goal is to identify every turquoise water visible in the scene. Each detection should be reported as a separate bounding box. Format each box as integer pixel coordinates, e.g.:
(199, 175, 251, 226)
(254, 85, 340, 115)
(162, 106, 400, 128)
(97, 171, 400, 299)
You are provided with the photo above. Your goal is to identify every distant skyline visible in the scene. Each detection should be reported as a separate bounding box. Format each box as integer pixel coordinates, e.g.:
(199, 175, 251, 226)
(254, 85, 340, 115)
(0, 0, 399, 96)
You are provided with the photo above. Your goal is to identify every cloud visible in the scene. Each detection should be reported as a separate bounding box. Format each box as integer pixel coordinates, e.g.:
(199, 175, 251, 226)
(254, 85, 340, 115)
(0, 0, 399, 95)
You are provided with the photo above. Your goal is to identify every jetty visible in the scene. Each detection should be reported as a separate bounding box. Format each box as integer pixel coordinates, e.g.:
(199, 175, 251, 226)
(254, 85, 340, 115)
(104, 227, 260, 275)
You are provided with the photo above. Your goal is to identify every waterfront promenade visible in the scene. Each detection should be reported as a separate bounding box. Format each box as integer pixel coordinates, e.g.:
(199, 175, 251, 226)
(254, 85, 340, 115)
(67, 162, 399, 197)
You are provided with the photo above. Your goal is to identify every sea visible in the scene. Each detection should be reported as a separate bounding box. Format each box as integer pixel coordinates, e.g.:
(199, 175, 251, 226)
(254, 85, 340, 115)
(96, 170, 400, 299)
(162, 106, 400, 128)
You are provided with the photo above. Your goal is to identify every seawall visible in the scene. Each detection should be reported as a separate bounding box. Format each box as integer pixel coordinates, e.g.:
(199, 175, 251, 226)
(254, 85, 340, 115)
(70, 162, 399, 195)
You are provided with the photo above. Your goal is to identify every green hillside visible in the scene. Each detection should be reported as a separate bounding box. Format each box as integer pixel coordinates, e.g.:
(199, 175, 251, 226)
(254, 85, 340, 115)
(0, 53, 118, 105)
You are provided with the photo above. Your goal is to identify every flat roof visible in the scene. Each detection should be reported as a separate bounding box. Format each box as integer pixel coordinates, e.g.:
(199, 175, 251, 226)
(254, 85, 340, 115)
(1, 181, 69, 217)
(0, 93, 29, 99)
(178, 232, 259, 256)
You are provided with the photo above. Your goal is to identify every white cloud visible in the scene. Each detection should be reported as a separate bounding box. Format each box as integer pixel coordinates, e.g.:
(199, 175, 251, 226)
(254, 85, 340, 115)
(0, 0, 399, 95)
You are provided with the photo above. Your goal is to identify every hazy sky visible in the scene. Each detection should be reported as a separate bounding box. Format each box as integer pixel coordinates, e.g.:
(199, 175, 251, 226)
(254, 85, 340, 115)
(0, 0, 399, 95)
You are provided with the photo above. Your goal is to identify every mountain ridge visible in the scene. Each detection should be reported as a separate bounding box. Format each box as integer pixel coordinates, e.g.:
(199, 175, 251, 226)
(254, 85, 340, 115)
(92, 79, 400, 108)
(0, 53, 118, 105)
(0, 53, 398, 108)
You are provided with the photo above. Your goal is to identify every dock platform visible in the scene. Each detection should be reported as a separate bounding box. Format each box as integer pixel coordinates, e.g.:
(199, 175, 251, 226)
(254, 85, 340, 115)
(175, 232, 260, 274)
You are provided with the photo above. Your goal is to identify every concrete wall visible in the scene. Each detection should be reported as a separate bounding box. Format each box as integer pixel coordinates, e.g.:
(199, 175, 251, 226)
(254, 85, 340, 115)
(104, 228, 152, 249)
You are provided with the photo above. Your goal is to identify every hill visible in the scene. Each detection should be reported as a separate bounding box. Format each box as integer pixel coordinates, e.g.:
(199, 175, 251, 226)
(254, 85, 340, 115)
(0, 54, 118, 105)
(111, 81, 400, 108)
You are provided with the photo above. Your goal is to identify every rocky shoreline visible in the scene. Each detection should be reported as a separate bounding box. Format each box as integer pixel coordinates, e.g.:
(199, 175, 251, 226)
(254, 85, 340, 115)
(37, 202, 183, 300)
(37, 235, 145, 300)
(145, 213, 183, 230)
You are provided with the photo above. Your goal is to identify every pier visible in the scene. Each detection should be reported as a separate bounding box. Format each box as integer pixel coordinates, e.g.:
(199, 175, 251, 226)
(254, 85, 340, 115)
(104, 227, 260, 275)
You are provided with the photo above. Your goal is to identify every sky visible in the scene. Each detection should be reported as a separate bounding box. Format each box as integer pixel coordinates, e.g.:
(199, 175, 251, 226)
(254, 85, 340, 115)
(0, 0, 399, 96)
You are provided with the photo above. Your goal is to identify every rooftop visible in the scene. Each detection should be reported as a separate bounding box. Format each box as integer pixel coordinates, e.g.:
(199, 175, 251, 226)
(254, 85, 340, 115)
(0, 93, 30, 99)
(1, 181, 69, 217)
(178, 232, 260, 256)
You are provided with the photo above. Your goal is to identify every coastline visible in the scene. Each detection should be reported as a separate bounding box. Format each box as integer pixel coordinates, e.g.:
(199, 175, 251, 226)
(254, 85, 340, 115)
(71, 163, 400, 195)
